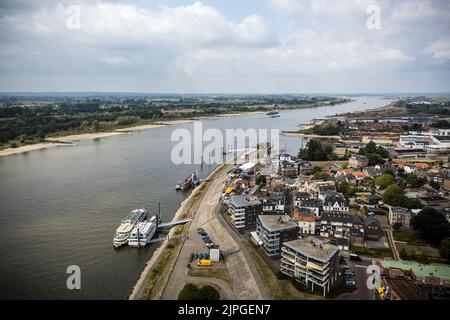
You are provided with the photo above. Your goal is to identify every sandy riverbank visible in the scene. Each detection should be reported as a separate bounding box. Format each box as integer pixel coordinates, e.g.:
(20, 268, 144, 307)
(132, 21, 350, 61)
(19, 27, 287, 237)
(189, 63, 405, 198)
(0, 131, 129, 157)
(46, 131, 127, 143)
(0, 142, 72, 157)
(0, 111, 262, 158)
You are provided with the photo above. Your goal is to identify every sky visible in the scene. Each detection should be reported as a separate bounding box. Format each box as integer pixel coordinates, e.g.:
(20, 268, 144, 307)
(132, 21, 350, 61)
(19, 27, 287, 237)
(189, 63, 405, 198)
(0, 0, 449, 93)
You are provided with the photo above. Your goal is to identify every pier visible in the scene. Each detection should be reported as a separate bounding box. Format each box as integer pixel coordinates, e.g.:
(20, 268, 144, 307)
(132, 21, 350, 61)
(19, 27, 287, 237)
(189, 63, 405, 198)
(158, 218, 192, 229)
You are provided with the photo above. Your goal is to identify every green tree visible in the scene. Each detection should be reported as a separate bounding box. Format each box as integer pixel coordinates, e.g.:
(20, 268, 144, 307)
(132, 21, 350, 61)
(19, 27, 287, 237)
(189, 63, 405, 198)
(359, 141, 389, 158)
(298, 139, 336, 161)
(430, 180, 441, 190)
(312, 166, 323, 174)
(400, 248, 409, 260)
(197, 285, 220, 300)
(92, 119, 100, 132)
(178, 284, 220, 300)
(439, 239, 450, 260)
(382, 184, 423, 209)
(382, 184, 403, 205)
(314, 172, 330, 181)
(359, 141, 389, 165)
(405, 174, 426, 187)
(375, 174, 395, 190)
(178, 283, 200, 300)
(412, 207, 450, 246)
(337, 181, 356, 198)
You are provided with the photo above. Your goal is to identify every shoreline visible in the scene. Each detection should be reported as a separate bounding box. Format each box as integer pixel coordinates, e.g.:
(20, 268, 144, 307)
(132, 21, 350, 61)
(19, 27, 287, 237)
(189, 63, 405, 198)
(0, 113, 262, 158)
(0, 102, 347, 158)
(281, 100, 397, 139)
(128, 161, 228, 300)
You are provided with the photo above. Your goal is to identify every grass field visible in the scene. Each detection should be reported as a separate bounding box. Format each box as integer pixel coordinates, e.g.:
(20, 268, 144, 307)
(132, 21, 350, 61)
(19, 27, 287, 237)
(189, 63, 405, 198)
(393, 231, 426, 245)
(351, 245, 394, 259)
(188, 267, 231, 283)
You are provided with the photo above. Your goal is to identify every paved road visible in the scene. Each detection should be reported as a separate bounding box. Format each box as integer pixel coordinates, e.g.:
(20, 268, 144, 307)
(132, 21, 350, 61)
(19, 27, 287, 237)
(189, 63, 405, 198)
(339, 258, 376, 300)
(376, 209, 400, 260)
(386, 229, 400, 260)
(162, 164, 266, 300)
(215, 205, 270, 299)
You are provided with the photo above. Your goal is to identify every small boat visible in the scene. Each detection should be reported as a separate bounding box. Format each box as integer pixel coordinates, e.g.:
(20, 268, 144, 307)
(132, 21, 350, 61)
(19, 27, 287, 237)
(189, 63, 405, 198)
(266, 111, 279, 116)
(270, 114, 280, 118)
(113, 208, 147, 248)
(180, 178, 191, 190)
(128, 216, 157, 247)
(175, 181, 182, 191)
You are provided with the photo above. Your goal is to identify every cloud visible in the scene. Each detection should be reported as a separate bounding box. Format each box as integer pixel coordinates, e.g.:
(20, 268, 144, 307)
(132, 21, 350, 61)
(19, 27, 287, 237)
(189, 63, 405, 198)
(0, 0, 448, 93)
(425, 39, 450, 61)
(100, 56, 130, 66)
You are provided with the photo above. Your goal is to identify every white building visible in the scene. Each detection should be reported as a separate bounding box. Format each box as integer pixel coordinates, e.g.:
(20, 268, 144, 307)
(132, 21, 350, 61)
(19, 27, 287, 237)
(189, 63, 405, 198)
(322, 195, 349, 213)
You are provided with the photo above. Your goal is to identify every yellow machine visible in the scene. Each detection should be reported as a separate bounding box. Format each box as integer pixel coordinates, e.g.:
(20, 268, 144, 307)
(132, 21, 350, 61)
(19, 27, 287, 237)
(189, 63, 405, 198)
(377, 287, 385, 300)
(197, 259, 212, 267)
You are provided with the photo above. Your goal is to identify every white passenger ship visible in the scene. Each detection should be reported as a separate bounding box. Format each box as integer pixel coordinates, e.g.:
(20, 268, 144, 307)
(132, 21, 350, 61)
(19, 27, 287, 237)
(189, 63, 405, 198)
(128, 216, 157, 247)
(113, 208, 147, 248)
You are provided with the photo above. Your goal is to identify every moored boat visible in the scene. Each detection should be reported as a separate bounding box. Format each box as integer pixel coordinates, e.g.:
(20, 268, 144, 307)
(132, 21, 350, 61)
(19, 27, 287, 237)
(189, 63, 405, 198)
(113, 208, 147, 248)
(128, 216, 157, 247)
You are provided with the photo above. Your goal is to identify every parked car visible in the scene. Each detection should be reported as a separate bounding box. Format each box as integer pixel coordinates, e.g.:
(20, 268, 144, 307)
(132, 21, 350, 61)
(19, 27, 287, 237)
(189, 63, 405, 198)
(193, 253, 199, 260)
(349, 253, 362, 261)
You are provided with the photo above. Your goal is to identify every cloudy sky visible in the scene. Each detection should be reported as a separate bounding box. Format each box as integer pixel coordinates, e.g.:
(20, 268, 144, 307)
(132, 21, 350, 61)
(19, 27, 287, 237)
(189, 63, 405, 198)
(0, 0, 449, 93)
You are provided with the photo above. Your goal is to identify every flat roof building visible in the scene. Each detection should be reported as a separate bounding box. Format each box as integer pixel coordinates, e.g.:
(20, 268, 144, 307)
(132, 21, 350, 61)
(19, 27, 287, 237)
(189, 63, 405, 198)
(228, 195, 262, 230)
(280, 237, 340, 296)
(256, 215, 299, 258)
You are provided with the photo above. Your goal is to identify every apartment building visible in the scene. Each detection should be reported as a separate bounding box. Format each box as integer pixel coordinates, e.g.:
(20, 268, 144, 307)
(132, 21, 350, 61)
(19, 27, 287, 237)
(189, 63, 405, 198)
(280, 237, 340, 297)
(228, 195, 262, 230)
(388, 207, 411, 229)
(256, 215, 299, 258)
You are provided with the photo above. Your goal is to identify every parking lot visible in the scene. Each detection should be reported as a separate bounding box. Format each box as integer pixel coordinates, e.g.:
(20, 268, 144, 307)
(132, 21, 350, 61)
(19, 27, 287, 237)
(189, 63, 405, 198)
(344, 257, 376, 300)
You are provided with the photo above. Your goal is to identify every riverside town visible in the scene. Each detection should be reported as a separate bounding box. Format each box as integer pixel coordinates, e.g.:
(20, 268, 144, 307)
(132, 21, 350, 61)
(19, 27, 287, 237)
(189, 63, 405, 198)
(0, 0, 449, 318)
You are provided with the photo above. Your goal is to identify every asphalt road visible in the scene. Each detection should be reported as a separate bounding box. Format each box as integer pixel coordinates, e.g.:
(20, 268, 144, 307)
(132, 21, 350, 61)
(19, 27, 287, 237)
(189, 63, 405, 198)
(346, 258, 376, 300)
(162, 163, 267, 300)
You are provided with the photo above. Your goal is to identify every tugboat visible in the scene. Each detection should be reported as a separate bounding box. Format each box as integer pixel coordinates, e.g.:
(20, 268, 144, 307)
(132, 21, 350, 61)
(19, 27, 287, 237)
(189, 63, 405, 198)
(176, 171, 202, 191)
(266, 111, 280, 118)
(180, 178, 191, 191)
(191, 171, 202, 187)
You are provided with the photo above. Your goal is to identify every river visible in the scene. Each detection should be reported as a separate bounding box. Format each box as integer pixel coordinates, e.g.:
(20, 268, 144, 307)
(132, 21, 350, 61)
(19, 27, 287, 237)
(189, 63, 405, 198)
(0, 96, 393, 299)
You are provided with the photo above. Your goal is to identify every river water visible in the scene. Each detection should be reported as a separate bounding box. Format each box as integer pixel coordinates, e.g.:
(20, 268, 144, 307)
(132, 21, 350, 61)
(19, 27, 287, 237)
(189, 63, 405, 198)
(0, 96, 393, 299)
